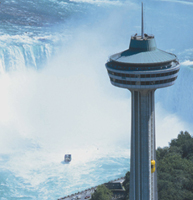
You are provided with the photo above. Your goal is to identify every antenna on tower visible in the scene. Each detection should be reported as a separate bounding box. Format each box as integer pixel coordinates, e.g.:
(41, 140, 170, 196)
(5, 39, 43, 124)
(141, 2, 144, 39)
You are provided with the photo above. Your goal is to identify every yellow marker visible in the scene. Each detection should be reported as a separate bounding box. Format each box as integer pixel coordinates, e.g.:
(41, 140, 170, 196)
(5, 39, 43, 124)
(151, 160, 156, 173)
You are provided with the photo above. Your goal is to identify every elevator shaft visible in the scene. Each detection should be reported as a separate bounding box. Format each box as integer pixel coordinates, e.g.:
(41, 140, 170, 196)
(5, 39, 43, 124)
(129, 90, 158, 200)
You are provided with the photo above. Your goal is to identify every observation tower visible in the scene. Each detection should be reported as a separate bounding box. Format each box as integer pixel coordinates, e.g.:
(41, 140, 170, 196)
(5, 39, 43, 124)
(105, 4, 180, 200)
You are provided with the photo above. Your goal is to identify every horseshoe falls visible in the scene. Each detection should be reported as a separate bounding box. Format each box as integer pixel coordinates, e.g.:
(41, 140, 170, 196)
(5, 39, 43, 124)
(0, 0, 193, 199)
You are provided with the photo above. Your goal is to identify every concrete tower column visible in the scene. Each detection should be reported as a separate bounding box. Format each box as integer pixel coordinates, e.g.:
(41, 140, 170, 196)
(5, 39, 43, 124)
(129, 89, 158, 200)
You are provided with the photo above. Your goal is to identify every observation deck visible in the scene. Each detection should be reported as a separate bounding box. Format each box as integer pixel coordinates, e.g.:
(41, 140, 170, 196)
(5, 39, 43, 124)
(106, 34, 180, 90)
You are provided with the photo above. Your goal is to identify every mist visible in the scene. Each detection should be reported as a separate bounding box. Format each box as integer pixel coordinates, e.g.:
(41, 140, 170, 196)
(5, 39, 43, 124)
(0, 0, 192, 159)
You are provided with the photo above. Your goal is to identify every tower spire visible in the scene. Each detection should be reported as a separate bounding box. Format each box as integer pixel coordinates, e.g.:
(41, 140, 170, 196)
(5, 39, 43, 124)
(141, 2, 144, 39)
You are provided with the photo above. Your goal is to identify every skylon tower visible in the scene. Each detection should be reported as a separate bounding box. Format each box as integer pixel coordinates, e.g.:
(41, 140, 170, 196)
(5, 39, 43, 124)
(105, 3, 180, 200)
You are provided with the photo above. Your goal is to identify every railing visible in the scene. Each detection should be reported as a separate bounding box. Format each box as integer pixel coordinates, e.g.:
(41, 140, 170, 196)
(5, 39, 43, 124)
(106, 61, 179, 71)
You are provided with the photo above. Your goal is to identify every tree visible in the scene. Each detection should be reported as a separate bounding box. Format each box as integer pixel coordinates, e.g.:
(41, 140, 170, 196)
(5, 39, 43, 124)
(157, 131, 193, 200)
(123, 171, 130, 200)
(91, 185, 112, 200)
(123, 131, 193, 200)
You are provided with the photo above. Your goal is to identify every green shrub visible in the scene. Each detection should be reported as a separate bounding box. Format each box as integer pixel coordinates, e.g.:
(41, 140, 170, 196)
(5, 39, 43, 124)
(91, 185, 112, 200)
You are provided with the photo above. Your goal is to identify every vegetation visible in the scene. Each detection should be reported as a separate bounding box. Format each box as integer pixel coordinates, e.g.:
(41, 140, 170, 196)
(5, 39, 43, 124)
(123, 131, 193, 200)
(123, 171, 130, 200)
(91, 185, 113, 200)
(157, 131, 193, 200)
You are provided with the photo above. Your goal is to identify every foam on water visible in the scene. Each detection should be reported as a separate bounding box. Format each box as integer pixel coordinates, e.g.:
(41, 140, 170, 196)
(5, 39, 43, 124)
(0, 146, 129, 199)
(181, 60, 193, 66)
(69, 0, 124, 5)
(160, 0, 193, 6)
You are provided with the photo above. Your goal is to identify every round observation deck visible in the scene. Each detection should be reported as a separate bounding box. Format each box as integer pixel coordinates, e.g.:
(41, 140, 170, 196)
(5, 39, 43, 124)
(106, 34, 180, 90)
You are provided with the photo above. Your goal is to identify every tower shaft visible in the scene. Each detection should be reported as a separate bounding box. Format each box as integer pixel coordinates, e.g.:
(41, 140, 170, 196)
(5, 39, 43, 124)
(105, 7, 180, 199)
(129, 90, 158, 200)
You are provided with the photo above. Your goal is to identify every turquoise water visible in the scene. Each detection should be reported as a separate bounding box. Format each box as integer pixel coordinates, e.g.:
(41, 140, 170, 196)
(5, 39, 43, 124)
(0, 153, 129, 199)
(0, 0, 193, 199)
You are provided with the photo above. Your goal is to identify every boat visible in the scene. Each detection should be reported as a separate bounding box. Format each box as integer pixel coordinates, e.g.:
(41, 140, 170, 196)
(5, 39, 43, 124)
(64, 154, 71, 162)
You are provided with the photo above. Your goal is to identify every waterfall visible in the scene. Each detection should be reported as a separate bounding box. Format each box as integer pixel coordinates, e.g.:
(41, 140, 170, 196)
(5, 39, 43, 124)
(0, 41, 54, 72)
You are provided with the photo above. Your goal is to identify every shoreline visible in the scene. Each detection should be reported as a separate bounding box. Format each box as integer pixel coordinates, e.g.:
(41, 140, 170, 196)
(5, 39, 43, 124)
(58, 177, 125, 200)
